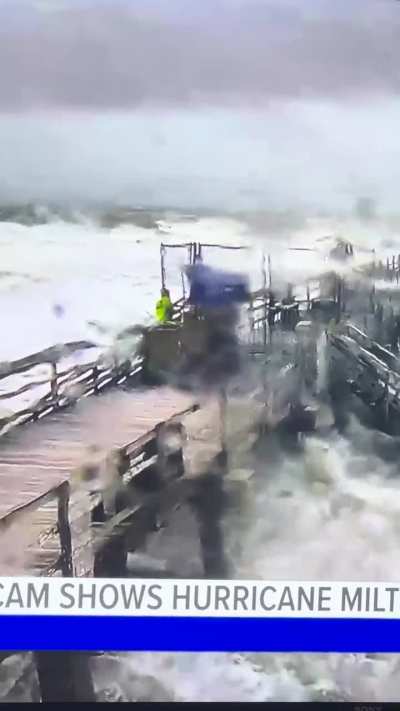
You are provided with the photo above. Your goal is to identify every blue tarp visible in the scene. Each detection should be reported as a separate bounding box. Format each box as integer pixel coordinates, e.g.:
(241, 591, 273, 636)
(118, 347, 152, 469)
(186, 263, 250, 308)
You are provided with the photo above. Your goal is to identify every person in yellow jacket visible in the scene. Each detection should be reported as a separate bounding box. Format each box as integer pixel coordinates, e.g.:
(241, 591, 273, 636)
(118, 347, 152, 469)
(155, 288, 173, 324)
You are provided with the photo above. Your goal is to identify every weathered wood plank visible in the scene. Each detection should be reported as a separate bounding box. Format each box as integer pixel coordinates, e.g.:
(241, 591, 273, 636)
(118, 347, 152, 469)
(0, 386, 196, 576)
(0, 388, 195, 526)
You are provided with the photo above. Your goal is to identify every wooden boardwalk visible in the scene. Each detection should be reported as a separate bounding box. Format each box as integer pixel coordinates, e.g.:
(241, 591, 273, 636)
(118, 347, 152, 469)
(0, 260, 329, 701)
(0, 382, 265, 578)
(0, 386, 194, 523)
(0, 385, 196, 576)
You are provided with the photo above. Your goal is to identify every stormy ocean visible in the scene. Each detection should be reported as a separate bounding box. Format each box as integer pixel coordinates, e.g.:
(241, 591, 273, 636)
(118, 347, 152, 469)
(1, 204, 400, 702)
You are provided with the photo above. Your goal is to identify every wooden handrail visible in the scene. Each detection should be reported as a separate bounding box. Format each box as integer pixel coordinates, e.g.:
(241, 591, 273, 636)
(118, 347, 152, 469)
(0, 377, 50, 400)
(0, 347, 143, 437)
(0, 341, 96, 381)
(0, 479, 68, 531)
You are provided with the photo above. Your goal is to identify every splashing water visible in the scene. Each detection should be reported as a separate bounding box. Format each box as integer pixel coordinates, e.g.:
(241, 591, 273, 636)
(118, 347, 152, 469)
(79, 417, 400, 703)
(1, 210, 400, 700)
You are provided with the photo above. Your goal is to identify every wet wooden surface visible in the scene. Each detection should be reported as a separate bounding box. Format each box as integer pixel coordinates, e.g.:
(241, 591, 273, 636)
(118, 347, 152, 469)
(0, 386, 194, 523)
(0, 381, 265, 577)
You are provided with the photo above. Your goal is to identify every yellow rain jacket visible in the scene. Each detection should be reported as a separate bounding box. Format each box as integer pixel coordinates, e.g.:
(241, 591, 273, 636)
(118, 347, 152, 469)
(155, 294, 173, 323)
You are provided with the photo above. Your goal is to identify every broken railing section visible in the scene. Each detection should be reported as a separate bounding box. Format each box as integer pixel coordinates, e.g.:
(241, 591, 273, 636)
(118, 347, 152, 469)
(0, 341, 143, 435)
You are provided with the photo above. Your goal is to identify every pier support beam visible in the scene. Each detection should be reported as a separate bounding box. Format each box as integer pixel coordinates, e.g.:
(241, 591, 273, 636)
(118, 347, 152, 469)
(57, 482, 73, 577)
(94, 535, 127, 577)
(190, 471, 229, 579)
(34, 483, 97, 703)
(35, 652, 95, 703)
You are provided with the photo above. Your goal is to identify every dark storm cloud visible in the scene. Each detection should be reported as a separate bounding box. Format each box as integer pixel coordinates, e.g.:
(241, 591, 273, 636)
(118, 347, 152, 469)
(0, 0, 399, 109)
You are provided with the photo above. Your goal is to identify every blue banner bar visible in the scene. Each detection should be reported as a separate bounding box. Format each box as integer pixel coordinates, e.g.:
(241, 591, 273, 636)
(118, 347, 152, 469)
(1, 616, 400, 652)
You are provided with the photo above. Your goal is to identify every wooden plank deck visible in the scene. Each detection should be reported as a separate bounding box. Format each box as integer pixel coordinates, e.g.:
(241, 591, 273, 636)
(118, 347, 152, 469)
(0, 386, 195, 524)
(0, 374, 267, 578)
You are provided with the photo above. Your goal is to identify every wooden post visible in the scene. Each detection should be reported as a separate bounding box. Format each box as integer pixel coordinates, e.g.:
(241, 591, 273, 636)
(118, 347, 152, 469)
(93, 535, 127, 578)
(369, 285, 375, 314)
(268, 254, 272, 290)
(190, 471, 229, 579)
(263, 301, 267, 349)
(181, 269, 186, 305)
(262, 253, 267, 349)
(335, 277, 342, 323)
(35, 653, 96, 703)
(160, 244, 166, 290)
(217, 388, 229, 474)
(193, 242, 200, 263)
(187, 388, 230, 578)
(57, 482, 73, 577)
(383, 371, 390, 427)
(341, 277, 346, 315)
(35, 486, 95, 702)
(93, 449, 129, 578)
(156, 423, 185, 483)
(93, 450, 129, 578)
(248, 297, 254, 351)
(92, 365, 98, 394)
(50, 362, 58, 400)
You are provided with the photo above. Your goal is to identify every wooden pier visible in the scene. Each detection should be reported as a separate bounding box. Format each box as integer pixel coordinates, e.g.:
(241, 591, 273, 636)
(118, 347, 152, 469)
(0, 239, 393, 701)
(0, 325, 268, 700)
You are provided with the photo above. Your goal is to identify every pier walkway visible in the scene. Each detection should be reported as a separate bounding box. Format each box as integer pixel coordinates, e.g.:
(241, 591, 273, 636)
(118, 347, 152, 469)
(0, 386, 194, 524)
(0, 382, 197, 578)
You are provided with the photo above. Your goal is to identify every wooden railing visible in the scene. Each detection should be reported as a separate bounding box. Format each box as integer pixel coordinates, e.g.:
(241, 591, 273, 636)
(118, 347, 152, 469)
(0, 479, 73, 577)
(246, 287, 314, 350)
(328, 323, 400, 423)
(0, 341, 143, 436)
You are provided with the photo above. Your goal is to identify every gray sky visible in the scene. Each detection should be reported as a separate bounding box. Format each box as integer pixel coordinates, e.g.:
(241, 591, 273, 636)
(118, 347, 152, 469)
(0, 0, 399, 109)
(1, 0, 400, 212)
